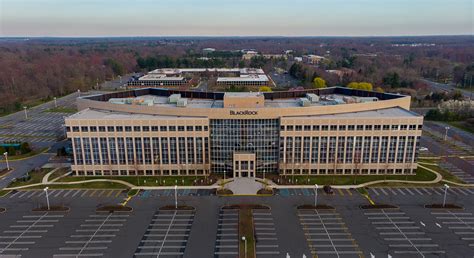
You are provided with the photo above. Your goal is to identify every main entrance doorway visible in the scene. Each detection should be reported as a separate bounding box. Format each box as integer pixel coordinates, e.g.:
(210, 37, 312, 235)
(233, 152, 256, 178)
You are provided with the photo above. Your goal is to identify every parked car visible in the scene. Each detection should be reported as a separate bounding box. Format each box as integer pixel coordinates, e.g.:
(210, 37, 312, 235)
(323, 185, 333, 194)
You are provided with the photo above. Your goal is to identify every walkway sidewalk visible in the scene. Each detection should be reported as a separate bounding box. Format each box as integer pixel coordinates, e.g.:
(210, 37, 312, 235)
(4, 164, 473, 191)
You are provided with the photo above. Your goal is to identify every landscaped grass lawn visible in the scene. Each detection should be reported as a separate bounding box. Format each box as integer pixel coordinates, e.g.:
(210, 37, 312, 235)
(44, 106, 77, 113)
(26, 182, 127, 190)
(278, 166, 437, 186)
(57, 175, 208, 186)
(447, 121, 474, 134)
(7, 168, 54, 188)
(239, 209, 255, 258)
(421, 163, 465, 184)
(6, 147, 49, 161)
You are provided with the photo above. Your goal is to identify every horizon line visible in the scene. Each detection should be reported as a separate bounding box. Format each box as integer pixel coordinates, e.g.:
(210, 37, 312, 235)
(1, 34, 473, 39)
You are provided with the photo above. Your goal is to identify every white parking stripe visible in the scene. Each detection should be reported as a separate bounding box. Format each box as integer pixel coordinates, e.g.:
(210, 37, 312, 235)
(397, 188, 406, 195)
(413, 188, 424, 195)
(372, 189, 380, 196)
(18, 191, 30, 198)
(54, 190, 64, 197)
(71, 190, 81, 197)
(404, 188, 414, 195)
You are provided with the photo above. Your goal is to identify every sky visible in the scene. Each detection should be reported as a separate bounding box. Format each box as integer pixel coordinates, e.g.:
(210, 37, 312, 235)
(1, 0, 473, 37)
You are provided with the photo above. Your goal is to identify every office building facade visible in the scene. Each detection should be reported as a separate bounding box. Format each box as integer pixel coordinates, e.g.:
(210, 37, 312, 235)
(65, 87, 422, 177)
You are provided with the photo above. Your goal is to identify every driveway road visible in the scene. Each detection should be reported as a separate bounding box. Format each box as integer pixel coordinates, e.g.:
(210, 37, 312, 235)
(422, 79, 472, 99)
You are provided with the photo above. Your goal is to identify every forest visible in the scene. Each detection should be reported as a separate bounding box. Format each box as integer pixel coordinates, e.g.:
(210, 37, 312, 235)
(0, 36, 473, 115)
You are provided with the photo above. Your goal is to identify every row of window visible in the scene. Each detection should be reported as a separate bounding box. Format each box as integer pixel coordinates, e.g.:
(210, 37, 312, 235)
(68, 125, 209, 133)
(280, 136, 419, 164)
(74, 169, 208, 176)
(280, 168, 414, 175)
(73, 137, 209, 166)
(281, 124, 422, 131)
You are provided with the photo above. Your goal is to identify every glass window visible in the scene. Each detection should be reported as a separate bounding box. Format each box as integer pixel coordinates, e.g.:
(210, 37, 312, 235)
(116, 126, 123, 132)
(107, 126, 114, 132)
(81, 126, 88, 132)
(134, 126, 141, 132)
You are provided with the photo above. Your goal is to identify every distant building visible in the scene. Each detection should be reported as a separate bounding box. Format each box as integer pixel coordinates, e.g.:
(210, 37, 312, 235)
(202, 48, 216, 54)
(302, 55, 326, 65)
(326, 68, 355, 78)
(242, 50, 258, 60)
(294, 57, 303, 62)
(127, 68, 271, 88)
(262, 54, 286, 60)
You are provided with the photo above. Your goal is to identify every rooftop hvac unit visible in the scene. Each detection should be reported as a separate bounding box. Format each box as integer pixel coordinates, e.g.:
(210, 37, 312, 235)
(168, 94, 181, 103)
(177, 98, 188, 107)
(299, 98, 311, 107)
(306, 93, 320, 103)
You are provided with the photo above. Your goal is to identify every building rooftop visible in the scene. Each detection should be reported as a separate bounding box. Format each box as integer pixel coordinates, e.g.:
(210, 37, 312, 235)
(289, 107, 420, 119)
(83, 87, 407, 110)
(68, 108, 205, 120)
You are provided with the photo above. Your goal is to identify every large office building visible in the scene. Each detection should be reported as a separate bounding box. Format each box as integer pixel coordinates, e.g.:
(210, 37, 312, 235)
(127, 68, 270, 87)
(65, 87, 423, 177)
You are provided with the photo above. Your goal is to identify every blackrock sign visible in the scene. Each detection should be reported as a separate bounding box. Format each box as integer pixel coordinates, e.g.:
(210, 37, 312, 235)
(229, 110, 258, 116)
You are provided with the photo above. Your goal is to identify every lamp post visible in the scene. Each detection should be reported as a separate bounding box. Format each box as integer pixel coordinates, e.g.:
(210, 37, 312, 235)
(443, 184, 450, 207)
(3, 152, 9, 171)
(224, 170, 226, 182)
(314, 184, 319, 208)
(44, 187, 50, 210)
(174, 185, 178, 209)
(444, 126, 450, 141)
(263, 169, 266, 180)
(241, 236, 247, 258)
(54, 97, 57, 108)
(23, 106, 28, 119)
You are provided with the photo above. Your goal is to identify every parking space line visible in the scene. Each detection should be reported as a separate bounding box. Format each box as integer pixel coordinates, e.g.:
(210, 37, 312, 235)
(371, 188, 379, 196)
(53, 190, 64, 198)
(71, 190, 81, 198)
(413, 188, 423, 195)
(18, 191, 30, 198)
(337, 189, 344, 196)
(0, 212, 52, 254)
(380, 188, 388, 195)
(80, 190, 89, 197)
(345, 189, 352, 196)
(404, 188, 414, 195)
(89, 190, 97, 197)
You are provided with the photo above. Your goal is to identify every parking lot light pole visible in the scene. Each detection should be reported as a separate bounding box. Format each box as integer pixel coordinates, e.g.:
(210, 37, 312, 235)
(444, 126, 450, 141)
(23, 106, 28, 119)
(174, 185, 178, 209)
(314, 184, 319, 208)
(44, 187, 50, 210)
(443, 184, 450, 207)
(3, 152, 9, 171)
(263, 169, 266, 180)
(241, 236, 247, 258)
(54, 97, 57, 108)
(223, 170, 226, 182)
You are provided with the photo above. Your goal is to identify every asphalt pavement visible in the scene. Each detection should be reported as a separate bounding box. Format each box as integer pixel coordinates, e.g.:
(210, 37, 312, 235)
(0, 188, 472, 257)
